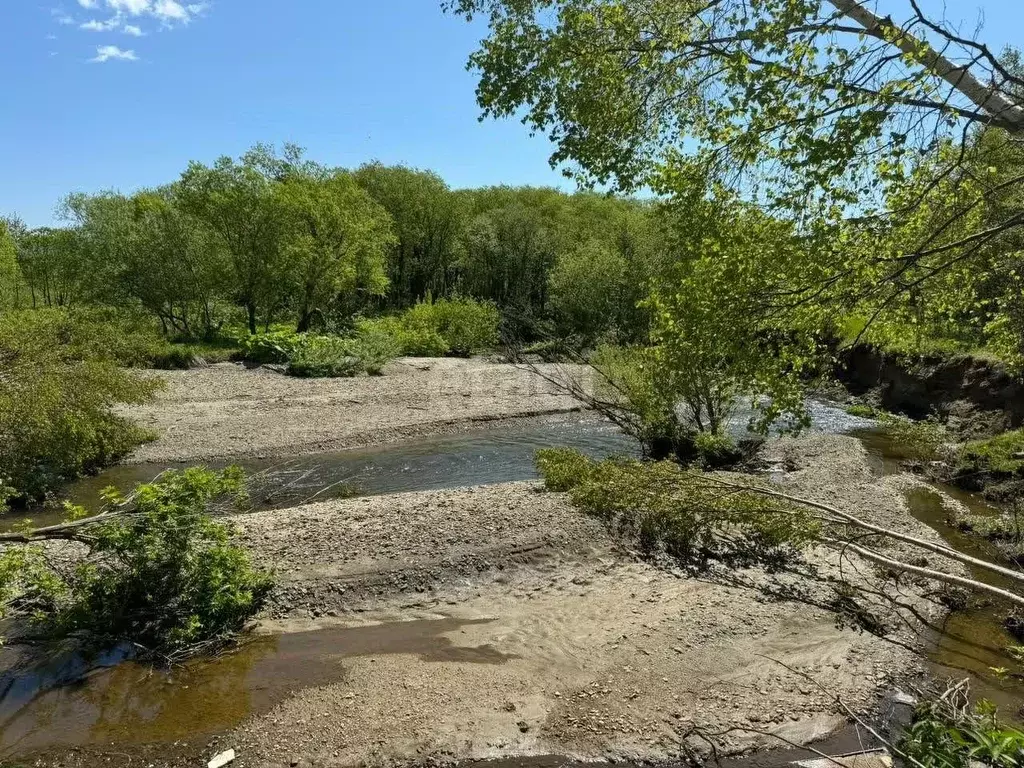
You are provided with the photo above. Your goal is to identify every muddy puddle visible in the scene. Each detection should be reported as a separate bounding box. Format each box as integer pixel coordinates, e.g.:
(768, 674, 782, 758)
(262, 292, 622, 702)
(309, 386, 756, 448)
(0, 617, 509, 757)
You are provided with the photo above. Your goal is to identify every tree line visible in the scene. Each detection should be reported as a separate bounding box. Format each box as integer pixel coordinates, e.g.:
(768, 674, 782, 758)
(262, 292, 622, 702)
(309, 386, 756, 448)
(1, 145, 666, 344)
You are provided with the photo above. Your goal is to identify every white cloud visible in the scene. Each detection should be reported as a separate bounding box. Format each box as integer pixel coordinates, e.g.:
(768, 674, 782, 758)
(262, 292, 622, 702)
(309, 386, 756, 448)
(153, 0, 188, 22)
(81, 17, 120, 30)
(91, 44, 137, 62)
(106, 0, 152, 15)
(51, 0, 207, 60)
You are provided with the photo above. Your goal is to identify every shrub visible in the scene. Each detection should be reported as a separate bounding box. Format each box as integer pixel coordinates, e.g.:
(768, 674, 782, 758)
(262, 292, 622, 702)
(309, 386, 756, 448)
(349, 322, 402, 374)
(236, 329, 304, 365)
(899, 689, 1024, 767)
(0, 311, 161, 504)
(535, 449, 819, 570)
(0, 307, 191, 369)
(403, 297, 500, 356)
(286, 336, 362, 378)
(535, 447, 597, 491)
(1, 467, 273, 660)
(356, 317, 444, 357)
(589, 344, 699, 461)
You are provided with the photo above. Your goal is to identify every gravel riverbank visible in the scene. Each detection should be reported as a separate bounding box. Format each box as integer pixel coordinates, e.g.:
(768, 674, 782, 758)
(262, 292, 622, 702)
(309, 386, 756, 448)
(197, 435, 947, 768)
(5, 375, 960, 768)
(123, 359, 591, 464)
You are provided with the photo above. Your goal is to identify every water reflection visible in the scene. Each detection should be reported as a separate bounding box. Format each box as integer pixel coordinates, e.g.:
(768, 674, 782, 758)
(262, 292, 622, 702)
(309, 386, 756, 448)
(0, 618, 507, 757)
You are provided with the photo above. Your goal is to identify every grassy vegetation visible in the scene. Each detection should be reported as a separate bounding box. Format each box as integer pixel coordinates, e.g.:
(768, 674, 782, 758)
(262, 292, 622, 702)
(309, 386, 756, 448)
(844, 403, 878, 418)
(534, 448, 819, 570)
(234, 297, 501, 377)
(951, 504, 1024, 564)
(956, 430, 1024, 485)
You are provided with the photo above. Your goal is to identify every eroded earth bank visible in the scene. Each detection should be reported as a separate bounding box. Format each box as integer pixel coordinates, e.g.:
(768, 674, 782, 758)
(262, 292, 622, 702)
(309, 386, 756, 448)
(2, 360, 964, 767)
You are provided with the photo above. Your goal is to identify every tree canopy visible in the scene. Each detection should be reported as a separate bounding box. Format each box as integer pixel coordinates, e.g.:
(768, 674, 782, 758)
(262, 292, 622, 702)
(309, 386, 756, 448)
(447, 0, 1024, 357)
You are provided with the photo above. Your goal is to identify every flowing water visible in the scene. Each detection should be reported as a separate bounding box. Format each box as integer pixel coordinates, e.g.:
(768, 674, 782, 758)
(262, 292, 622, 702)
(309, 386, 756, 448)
(2, 401, 872, 530)
(1, 401, 1019, 762)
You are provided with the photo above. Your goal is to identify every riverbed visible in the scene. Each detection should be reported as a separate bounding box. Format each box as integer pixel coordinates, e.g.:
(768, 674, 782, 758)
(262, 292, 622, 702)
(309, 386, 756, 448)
(0, 361, 1018, 767)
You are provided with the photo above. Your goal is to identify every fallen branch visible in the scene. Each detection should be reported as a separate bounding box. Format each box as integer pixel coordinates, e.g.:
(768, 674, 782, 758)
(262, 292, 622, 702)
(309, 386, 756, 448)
(707, 476, 1024, 587)
(822, 536, 1024, 610)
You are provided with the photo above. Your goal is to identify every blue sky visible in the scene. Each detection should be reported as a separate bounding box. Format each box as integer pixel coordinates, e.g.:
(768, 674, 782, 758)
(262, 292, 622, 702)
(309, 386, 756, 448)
(2, 1, 1021, 227)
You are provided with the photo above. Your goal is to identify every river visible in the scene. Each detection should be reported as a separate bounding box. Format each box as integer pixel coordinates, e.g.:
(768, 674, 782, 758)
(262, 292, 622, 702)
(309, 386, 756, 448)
(1, 402, 1021, 764)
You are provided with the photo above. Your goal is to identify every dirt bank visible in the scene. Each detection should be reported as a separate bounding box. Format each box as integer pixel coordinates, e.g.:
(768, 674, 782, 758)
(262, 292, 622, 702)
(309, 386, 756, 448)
(836, 344, 1023, 437)
(124, 359, 590, 464)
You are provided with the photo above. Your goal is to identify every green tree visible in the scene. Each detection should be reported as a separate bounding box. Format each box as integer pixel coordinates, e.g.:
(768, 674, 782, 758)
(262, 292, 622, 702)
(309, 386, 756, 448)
(548, 195, 663, 342)
(127, 189, 232, 338)
(16, 227, 92, 308)
(0, 220, 24, 311)
(447, 0, 1024, 348)
(353, 163, 466, 307)
(648, 193, 818, 436)
(278, 171, 395, 331)
(178, 147, 292, 334)
(548, 239, 627, 341)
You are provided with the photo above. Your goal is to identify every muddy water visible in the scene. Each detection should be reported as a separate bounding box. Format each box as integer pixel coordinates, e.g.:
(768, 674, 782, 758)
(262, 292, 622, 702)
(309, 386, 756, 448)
(857, 431, 1024, 715)
(0, 618, 509, 757)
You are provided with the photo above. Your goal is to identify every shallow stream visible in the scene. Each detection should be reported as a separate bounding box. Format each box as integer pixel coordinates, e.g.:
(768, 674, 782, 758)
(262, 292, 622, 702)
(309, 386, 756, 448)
(1, 401, 1021, 763)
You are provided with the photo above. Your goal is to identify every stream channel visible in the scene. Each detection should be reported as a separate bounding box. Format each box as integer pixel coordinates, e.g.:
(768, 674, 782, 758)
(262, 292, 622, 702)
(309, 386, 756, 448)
(1, 403, 1022, 764)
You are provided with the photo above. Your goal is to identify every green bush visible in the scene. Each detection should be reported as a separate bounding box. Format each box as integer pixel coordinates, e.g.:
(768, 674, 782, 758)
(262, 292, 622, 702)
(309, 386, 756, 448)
(535, 449, 819, 569)
(0, 307, 189, 369)
(284, 329, 401, 378)
(403, 297, 500, 356)
(0, 311, 161, 505)
(899, 692, 1024, 767)
(349, 322, 402, 374)
(351, 299, 500, 360)
(235, 329, 304, 365)
(286, 335, 362, 378)
(535, 447, 597, 491)
(1, 467, 273, 660)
